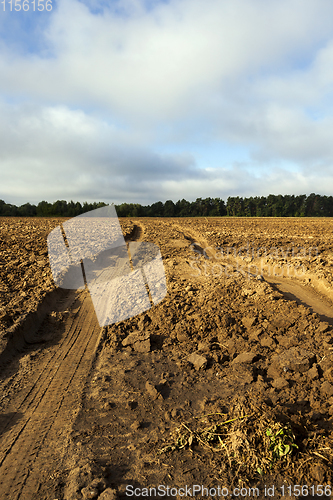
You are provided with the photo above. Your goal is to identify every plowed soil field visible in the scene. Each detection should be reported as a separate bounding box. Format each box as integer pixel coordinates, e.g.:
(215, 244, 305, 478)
(1, 216, 333, 500)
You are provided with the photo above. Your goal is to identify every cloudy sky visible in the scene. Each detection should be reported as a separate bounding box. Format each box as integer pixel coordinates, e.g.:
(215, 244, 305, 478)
(1, 0, 333, 206)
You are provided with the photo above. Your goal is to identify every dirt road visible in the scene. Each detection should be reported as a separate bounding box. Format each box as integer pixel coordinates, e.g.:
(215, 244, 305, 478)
(0, 218, 139, 499)
(0, 289, 102, 499)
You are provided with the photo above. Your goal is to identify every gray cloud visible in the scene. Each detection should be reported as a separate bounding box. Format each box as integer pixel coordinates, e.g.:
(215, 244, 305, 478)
(1, 0, 333, 204)
(0, 102, 203, 204)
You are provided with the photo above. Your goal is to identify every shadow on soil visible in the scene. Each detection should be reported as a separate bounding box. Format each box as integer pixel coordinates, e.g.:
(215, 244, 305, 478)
(0, 288, 77, 380)
(0, 412, 24, 439)
(269, 281, 333, 326)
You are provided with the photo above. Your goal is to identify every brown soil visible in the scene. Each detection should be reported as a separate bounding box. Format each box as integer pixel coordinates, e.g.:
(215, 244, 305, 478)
(0, 217, 333, 500)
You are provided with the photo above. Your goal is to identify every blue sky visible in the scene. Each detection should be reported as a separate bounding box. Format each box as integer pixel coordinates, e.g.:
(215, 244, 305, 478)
(1, 0, 333, 206)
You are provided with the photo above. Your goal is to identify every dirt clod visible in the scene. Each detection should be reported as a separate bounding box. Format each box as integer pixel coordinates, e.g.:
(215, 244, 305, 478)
(122, 330, 151, 352)
(81, 485, 99, 499)
(232, 351, 257, 364)
(145, 381, 161, 400)
(274, 347, 315, 373)
(188, 352, 207, 370)
(98, 489, 117, 500)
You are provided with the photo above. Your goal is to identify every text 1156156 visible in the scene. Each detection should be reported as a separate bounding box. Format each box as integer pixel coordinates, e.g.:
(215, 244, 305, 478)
(2, 0, 52, 11)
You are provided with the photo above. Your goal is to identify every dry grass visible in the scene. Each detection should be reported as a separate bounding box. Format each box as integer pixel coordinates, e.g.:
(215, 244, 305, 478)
(159, 395, 333, 481)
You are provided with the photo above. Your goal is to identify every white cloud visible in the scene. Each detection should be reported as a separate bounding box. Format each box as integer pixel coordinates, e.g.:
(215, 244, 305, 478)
(1, 0, 333, 204)
(2, 0, 333, 122)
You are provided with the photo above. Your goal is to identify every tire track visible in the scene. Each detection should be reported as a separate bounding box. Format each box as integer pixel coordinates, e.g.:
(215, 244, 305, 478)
(124, 223, 143, 242)
(264, 275, 333, 325)
(0, 291, 81, 442)
(173, 222, 333, 324)
(0, 290, 103, 499)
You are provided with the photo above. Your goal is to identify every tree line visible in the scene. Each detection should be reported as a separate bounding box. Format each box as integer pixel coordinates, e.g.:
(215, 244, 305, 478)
(0, 199, 107, 217)
(0, 193, 332, 217)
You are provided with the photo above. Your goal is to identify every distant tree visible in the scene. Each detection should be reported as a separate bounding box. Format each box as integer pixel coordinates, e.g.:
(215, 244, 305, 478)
(226, 197, 234, 216)
(37, 201, 52, 216)
(131, 204, 144, 217)
(192, 198, 203, 216)
(324, 196, 333, 216)
(305, 193, 317, 216)
(0, 200, 5, 215)
(53, 200, 67, 216)
(148, 201, 164, 217)
(0, 201, 17, 216)
(273, 195, 284, 217)
(209, 198, 222, 216)
(17, 202, 37, 216)
(243, 197, 255, 217)
(164, 200, 175, 217)
(176, 199, 191, 216)
(294, 195, 306, 217)
(221, 199, 227, 216)
(282, 195, 294, 217)
(253, 196, 265, 217)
